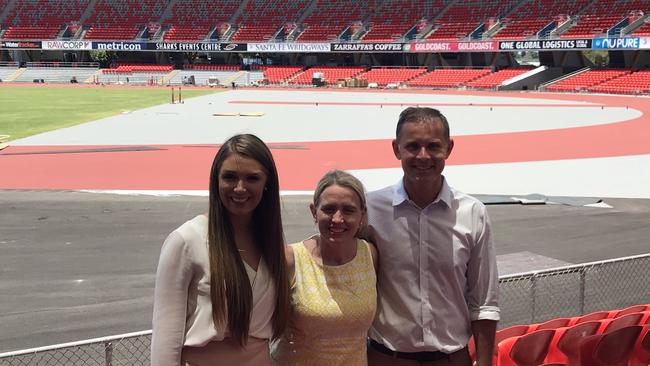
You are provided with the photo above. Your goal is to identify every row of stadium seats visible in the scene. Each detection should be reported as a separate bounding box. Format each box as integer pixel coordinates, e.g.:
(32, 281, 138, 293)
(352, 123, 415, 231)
(590, 70, 650, 94)
(360, 0, 443, 42)
(259, 66, 535, 89)
(296, 0, 372, 42)
(259, 65, 304, 83)
(230, 0, 308, 42)
(2, 62, 648, 96)
(546, 69, 650, 94)
(289, 66, 366, 85)
(1, 0, 648, 41)
(162, 0, 237, 41)
(493, 0, 591, 40)
(184, 64, 241, 71)
(103, 63, 173, 74)
(561, 0, 648, 38)
(469, 303, 650, 366)
(357, 67, 428, 86)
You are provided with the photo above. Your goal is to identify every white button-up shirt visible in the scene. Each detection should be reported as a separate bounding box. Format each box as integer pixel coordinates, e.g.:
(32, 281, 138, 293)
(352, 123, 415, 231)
(367, 178, 500, 354)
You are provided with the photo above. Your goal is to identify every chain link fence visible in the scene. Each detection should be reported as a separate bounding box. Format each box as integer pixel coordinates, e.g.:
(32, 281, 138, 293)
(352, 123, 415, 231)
(499, 253, 650, 327)
(0, 331, 150, 366)
(2, 254, 649, 365)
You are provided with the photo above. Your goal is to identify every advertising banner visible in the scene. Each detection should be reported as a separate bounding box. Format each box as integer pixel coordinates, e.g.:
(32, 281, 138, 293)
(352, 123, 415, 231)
(93, 41, 148, 51)
(407, 41, 497, 53)
(42, 40, 92, 50)
(153, 42, 246, 52)
(640, 37, 650, 50)
(0, 41, 41, 49)
(247, 43, 330, 53)
(592, 37, 640, 49)
(498, 39, 591, 51)
(332, 43, 405, 52)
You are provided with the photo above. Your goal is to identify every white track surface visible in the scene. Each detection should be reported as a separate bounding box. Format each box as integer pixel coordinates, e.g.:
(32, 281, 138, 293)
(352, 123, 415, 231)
(12, 89, 650, 199)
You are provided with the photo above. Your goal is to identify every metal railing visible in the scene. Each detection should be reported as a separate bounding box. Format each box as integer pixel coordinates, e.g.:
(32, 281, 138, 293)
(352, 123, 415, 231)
(0, 331, 151, 366)
(1, 253, 649, 365)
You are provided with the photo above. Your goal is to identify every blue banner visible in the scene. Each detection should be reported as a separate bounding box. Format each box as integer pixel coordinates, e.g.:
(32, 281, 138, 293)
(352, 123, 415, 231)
(592, 38, 640, 49)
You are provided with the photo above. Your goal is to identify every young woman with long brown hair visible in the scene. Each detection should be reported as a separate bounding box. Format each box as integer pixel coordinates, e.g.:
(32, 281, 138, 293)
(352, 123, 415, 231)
(152, 134, 289, 366)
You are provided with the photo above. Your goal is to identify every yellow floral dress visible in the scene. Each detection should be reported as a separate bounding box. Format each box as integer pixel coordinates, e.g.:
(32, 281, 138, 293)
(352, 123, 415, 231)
(271, 239, 377, 366)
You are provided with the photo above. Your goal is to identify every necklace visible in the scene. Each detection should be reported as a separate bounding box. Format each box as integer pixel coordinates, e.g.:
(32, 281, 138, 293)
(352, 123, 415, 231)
(314, 235, 357, 266)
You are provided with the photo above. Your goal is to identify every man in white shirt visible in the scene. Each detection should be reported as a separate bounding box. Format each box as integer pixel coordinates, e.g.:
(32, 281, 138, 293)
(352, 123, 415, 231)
(367, 107, 500, 366)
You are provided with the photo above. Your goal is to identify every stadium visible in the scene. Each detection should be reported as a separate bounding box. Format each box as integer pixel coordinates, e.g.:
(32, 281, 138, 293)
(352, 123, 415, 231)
(0, 0, 650, 365)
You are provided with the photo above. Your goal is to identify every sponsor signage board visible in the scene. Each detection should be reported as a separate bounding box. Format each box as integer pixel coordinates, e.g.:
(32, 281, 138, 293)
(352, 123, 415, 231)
(93, 41, 148, 51)
(640, 37, 650, 49)
(592, 37, 640, 49)
(153, 42, 246, 52)
(42, 40, 92, 50)
(498, 39, 591, 51)
(332, 43, 405, 52)
(407, 41, 497, 53)
(0, 41, 42, 49)
(247, 43, 330, 53)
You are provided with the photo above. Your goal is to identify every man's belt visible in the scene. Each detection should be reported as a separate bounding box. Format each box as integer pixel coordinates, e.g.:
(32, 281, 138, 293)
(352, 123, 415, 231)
(369, 339, 448, 362)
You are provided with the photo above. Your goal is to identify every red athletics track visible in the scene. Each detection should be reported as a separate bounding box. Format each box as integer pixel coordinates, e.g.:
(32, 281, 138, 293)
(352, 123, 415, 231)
(0, 90, 649, 191)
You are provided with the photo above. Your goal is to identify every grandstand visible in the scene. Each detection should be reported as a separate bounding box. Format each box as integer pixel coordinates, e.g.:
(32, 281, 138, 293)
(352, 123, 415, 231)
(0, 0, 649, 93)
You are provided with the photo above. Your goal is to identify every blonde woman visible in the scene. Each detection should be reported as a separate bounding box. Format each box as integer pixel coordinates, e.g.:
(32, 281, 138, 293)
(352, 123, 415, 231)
(272, 170, 378, 366)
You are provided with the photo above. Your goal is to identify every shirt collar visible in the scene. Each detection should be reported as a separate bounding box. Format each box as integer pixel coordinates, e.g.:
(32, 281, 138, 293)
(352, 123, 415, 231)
(392, 177, 452, 209)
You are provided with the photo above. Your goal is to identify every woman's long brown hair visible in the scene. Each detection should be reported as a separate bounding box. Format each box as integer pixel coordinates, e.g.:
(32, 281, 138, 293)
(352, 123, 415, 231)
(207, 134, 289, 346)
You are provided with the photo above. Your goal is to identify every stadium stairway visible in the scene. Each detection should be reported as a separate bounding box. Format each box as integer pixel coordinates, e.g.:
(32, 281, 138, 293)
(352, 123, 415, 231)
(84, 69, 104, 84)
(4, 68, 25, 82)
(539, 67, 591, 90)
(162, 69, 180, 85)
(221, 71, 245, 85)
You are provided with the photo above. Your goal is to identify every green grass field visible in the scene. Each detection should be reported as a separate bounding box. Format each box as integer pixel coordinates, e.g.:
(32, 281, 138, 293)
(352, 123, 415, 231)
(0, 87, 221, 141)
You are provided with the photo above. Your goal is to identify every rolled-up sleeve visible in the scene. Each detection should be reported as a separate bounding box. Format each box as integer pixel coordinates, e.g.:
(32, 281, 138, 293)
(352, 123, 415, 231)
(151, 231, 193, 366)
(466, 206, 500, 321)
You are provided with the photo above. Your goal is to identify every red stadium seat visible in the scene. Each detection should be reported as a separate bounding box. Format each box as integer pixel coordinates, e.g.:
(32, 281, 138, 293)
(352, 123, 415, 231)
(570, 311, 610, 325)
(578, 325, 642, 366)
(469, 324, 530, 364)
(599, 312, 644, 333)
(496, 329, 556, 366)
(545, 320, 601, 365)
(629, 324, 650, 366)
(613, 304, 650, 317)
(510, 329, 557, 366)
(529, 318, 572, 332)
